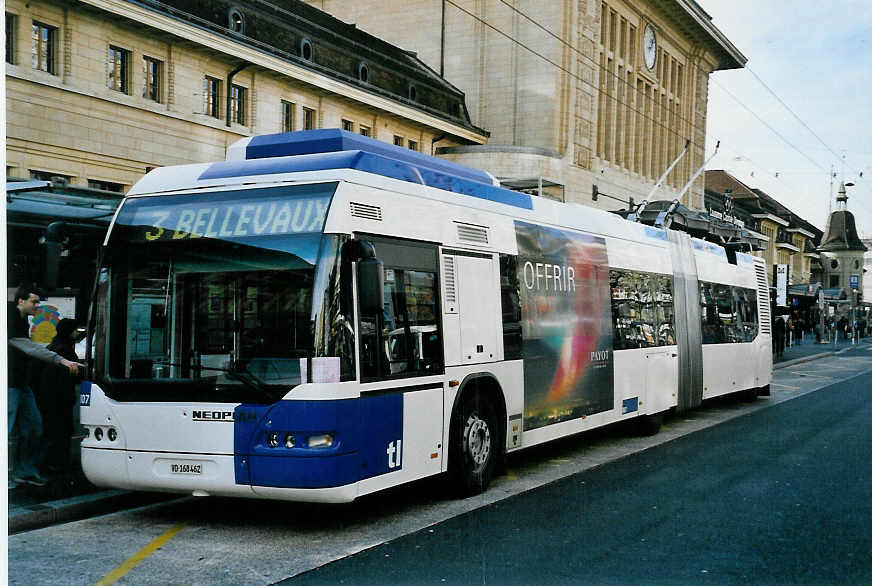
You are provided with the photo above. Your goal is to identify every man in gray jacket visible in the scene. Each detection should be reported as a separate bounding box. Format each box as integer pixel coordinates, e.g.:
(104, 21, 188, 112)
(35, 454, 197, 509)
(8, 286, 81, 487)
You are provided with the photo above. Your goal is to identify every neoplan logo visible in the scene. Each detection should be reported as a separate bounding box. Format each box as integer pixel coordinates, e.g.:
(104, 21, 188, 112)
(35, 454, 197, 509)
(192, 410, 234, 422)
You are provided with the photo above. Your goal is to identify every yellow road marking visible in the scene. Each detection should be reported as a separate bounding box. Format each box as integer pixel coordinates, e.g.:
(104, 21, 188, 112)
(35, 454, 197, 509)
(95, 523, 186, 586)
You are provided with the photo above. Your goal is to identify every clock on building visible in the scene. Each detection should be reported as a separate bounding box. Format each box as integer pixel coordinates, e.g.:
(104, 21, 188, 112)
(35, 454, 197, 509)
(643, 24, 657, 71)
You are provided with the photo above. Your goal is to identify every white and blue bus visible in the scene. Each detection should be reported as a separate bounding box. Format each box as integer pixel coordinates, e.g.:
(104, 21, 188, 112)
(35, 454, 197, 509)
(81, 129, 772, 502)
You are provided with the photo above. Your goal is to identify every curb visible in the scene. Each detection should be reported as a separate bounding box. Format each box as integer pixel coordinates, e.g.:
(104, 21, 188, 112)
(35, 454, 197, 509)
(773, 341, 871, 370)
(773, 352, 834, 370)
(8, 490, 176, 534)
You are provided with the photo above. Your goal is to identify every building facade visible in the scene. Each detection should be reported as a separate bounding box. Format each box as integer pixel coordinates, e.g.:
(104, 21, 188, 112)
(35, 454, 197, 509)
(305, 0, 745, 209)
(5, 0, 488, 192)
(705, 170, 822, 287)
(818, 184, 867, 299)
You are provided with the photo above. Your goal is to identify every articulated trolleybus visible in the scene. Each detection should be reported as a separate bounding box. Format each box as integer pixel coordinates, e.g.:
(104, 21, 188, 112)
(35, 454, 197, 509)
(81, 129, 772, 502)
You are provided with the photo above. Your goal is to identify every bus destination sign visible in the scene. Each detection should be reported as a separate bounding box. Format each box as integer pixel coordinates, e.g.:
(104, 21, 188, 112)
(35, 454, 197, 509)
(130, 197, 329, 242)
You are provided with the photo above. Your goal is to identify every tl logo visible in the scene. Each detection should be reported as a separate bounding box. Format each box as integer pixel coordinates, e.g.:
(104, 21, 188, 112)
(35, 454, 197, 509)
(386, 439, 403, 469)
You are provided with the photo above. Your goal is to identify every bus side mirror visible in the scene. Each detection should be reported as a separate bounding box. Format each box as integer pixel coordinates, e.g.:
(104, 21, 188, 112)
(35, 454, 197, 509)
(357, 257, 384, 315)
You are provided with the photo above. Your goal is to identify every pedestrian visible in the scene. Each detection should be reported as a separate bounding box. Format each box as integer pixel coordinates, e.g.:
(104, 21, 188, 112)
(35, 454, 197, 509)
(35, 318, 82, 473)
(772, 315, 786, 359)
(8, 286, 81, 487)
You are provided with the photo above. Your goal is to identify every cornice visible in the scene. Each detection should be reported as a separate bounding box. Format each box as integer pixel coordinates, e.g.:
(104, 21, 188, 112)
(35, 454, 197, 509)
(78, 0, 487, 143)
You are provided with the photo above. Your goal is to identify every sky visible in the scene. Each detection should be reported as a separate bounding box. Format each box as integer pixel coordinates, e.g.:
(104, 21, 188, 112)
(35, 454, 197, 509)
(697, 0, 872, 238)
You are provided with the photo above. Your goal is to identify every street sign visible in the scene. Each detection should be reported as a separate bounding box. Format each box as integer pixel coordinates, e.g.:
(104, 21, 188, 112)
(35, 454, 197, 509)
(850, 274, 859, 289)
(775, 264, 789, 307)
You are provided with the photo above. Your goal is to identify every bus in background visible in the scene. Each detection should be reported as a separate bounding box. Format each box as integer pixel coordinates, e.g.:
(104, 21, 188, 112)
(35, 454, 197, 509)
(80, 129, 771, 502)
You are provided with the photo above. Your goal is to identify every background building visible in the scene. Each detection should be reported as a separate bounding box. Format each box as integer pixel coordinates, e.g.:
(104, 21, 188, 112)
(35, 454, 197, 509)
(705, 170, 822, 286)
(818, 183, 867, 299)
(304, 0, 745, 209)
(5, 0, 487, 191)
(5, 0, 488, 312)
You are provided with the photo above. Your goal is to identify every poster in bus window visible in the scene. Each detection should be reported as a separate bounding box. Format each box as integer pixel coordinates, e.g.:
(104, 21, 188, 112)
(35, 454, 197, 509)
(514, 221, 613, 430)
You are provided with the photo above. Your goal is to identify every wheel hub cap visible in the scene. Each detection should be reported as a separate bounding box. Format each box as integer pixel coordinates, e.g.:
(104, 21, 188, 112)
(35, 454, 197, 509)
(465, 415, 491, 465)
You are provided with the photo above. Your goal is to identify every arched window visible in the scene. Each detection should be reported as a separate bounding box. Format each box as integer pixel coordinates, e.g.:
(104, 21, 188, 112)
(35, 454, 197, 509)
(357, 62, 369, 83)
(228, 8, 244, 34)
(300, 38, 313, 61)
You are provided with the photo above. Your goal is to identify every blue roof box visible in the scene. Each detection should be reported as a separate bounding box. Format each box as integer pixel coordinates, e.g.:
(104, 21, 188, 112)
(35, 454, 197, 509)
(211, 129, 533, 209)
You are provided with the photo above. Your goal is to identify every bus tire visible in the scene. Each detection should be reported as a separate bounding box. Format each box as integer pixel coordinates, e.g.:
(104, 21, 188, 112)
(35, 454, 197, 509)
(449, 392, 498, 496)
(634, 412, 663, 436)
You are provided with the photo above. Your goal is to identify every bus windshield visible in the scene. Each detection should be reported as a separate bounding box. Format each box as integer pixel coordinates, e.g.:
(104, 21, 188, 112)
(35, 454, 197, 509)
(93, 183, 355, 402)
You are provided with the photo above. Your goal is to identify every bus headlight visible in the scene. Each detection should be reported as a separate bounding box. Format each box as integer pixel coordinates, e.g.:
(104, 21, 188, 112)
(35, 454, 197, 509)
(267, 432, 279, 448)
(107, 428, 117, 442)
(284, 434, 296, 449)
(307, 433, 334, 448)
(94, 427, 104, 441)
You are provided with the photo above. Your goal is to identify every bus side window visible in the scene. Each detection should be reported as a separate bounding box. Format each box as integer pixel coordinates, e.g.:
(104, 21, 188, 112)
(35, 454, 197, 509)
(699, 282, 720, 344)
(360, 262, 443, 381)
(499, 255, 522, 359)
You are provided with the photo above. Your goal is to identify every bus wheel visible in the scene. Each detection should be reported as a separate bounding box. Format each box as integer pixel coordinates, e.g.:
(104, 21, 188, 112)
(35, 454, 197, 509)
(450, 393, 498, 496)
(634, 412, 663, 436)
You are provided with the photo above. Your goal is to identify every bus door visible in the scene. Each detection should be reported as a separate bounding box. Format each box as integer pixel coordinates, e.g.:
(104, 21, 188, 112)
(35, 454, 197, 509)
(356, 235, 444, 485)
(439, 249, 500, 366)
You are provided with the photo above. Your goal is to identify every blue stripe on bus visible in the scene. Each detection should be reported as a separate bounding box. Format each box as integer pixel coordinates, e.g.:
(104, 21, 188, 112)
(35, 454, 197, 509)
(233, 394, 404, 489)
(644, 226, 667, 241)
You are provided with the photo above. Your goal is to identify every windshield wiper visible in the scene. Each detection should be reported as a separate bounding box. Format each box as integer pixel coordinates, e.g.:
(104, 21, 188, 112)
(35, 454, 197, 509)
(153, 360, 268, 393)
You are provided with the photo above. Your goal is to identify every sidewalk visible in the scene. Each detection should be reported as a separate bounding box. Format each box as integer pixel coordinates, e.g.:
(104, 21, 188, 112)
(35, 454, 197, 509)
(10, 335, 872, 533)
(8, 442, 176, 534)
(773, 332, 872, 369)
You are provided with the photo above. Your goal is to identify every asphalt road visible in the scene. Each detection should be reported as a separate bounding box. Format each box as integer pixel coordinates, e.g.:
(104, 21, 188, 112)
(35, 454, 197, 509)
(8, 351, 871, 585)
(289, 372, 872, 585)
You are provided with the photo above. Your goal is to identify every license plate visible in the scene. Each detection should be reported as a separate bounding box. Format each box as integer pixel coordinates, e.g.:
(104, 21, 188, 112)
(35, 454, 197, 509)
(170, 462, 203, 475)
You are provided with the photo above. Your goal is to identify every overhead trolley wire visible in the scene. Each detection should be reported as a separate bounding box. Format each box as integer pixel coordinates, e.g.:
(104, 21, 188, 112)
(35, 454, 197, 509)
(443, 0, 709, 153)
(745, 66, 868, 179)
(444, 0, 872, 218)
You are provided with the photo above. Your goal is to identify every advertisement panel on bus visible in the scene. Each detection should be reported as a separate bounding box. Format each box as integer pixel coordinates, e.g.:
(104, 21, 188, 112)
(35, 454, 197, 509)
(514, 221, 614, 430)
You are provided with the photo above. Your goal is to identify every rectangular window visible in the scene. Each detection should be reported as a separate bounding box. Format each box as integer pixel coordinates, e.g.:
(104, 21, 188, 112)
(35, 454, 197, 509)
(407, 140, 418, 152)
(358, 238, 442, 381)
(393, 135, 404, 147)
(359, 125, 370, 137)
(610, 270, 674, 350)
(281, 100, 295, 132)
(31, 21, 56, 74)
(108, 45, 131, 93)
(499, 255, 522, 359)
(341, 119, 354, 132)
(302, 106, 316, 130)
(6, 13, 15, 65)
(230, 84, 246, 125)
(829, 275, 840, 288)
(204, 76, 221, 118)
(29, 169, 73, 183)
(88, 179, 125, 193)
(142, 56, 162, 102)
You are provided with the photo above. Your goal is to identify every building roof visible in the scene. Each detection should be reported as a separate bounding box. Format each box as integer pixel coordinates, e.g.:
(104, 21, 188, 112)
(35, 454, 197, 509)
(704, 170, 823, 240)
(819, 210, 868, 252)
(662, 0, 747, 71)
(6, 180, 121, 228)
(127, 0, 485, 137)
